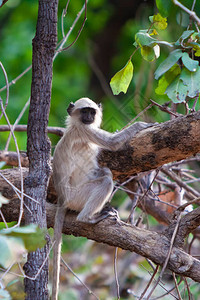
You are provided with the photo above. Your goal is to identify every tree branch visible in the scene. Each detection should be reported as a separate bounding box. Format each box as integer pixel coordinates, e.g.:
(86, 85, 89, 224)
(1, 111, 200, 178)
(1, 197, 200, 283)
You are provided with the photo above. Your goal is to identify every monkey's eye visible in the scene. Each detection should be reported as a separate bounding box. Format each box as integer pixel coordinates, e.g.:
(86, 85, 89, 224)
(90, 109, 96, 115)
(81, 108, 96, 115)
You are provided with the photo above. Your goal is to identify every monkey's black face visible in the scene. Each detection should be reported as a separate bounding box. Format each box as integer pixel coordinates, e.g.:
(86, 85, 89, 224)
(80, 107, 96, 125)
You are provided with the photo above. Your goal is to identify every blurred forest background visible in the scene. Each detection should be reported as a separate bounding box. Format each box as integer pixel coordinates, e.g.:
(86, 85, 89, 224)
(1, 0, 200, 299)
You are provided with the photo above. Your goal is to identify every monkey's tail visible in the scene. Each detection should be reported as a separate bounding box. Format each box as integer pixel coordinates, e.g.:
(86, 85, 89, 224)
(52, 206, 66, 300)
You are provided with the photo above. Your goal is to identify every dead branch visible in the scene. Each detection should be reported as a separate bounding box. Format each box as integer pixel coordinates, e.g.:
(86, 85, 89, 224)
(0, 125, 64, 136)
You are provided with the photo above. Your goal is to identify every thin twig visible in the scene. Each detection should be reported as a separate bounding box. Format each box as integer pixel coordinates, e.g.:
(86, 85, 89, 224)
(161, 167, 200, 198)
(5, 98, 30, 151)
(0, 98, 24, 227)
(61, 0, 71, 38)
(150, 99, 179, 118)
(0, 171, 39, 204)
(61, 256, 100, 300)
(0, 124, 64, 136)
(172, 273, 182, 300)
(0, 61, 9, 119)
(23, 242, 54, 280)
(146, 212, 184, 299)
(114, 247, 120, 299)
(123, 103, 154, 129)
(173, 0, 200, 25)
(0, 65, 32, 93)
(0, 209, 8, 228)
(139, 265, 159, 299)
(55, 0, 88, 56)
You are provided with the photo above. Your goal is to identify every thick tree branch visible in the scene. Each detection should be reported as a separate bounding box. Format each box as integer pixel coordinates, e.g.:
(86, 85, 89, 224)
(1, 197, 200, 283)
(1, 111, 200, 177)
(99, 111, 200, 179)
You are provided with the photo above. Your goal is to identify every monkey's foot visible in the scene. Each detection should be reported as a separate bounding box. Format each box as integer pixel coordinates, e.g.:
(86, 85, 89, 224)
(77, 206, 119, 224)
(89, 206, 119, 224)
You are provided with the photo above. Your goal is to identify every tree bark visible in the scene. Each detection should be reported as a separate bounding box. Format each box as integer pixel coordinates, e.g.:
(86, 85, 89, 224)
(23, 1, 58, 299)
(98, 111, 200, 180)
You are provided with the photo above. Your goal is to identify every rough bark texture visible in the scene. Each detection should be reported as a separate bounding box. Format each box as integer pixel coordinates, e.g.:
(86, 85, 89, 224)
(98, 111, 200, 180)
(23, 1, 58, 299)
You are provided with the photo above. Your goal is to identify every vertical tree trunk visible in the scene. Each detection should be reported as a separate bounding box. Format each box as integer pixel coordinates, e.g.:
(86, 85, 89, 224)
(23, 1, 58, 299)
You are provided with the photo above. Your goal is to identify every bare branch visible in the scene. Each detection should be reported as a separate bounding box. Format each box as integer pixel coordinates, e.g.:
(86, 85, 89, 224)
(173, 0, 200, 25)
(0, 124, 64, 136)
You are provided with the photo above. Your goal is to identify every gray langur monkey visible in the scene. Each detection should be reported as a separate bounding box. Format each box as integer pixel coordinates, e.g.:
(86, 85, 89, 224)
(52, 97, 156, 300)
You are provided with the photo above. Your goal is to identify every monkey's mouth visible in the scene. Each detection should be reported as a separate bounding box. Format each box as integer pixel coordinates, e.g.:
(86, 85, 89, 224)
(82, 120, 94, 125)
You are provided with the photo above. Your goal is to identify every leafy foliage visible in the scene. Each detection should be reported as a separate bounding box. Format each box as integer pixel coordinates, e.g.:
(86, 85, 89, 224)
(110, 3, 200, 104)
(0, 224, 46, 267)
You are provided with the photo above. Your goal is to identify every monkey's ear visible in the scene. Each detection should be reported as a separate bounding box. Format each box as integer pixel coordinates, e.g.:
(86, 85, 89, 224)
(67, 102, 75, 115)
(98, 103, 102, 110)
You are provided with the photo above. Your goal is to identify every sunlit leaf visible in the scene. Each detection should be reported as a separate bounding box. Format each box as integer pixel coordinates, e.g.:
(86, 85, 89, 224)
(193, 45, 200, 56)
(180, 66, 200, 98)
(155, 49, 183, 80)
(182, 52, 198, 72)
(156, 0, 172, 17)
(153, 13, 167, 30)
(110, 61, 133, 95)
(0, 235, 26, 268)
(165, 76, 188, 103)
(156, 65, 181, 95)
(0, 224, 46, 252)
(141, 46, 156, 61)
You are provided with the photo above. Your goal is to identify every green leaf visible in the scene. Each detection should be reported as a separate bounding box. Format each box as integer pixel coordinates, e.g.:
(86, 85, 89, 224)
(165, 76, 188, 103)
(0, 221, 17, 230)
(141, 46, 157, 62)
(135, 31, 172, 50)
(0, 235, 26, 268)
(0, 289, 11, 300)
(110, 61, 133, 95)
(193, 45, 200, 56)
(175, 30, 194, 46)
(156, 0, 172, 17)
(180, 66, 200, 98)
(155, 49, 183, 80)
(149, 16, 154, 23)
(135, 32, 157, 47)
(182, 52, 198, 72)
(0, 224, 46, 252)
(155, 65, 181, 95)
(153, 13, 168, 30)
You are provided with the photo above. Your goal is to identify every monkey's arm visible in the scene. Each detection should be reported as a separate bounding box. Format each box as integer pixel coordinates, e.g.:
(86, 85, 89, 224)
(85, 122, 156, 151)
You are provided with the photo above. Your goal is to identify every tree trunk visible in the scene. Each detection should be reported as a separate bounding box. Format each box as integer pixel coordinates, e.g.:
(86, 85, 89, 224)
(23, 0, 58, 299)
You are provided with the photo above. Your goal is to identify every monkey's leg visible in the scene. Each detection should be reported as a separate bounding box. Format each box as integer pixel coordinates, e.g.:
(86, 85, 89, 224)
(76, 168, 118, 223)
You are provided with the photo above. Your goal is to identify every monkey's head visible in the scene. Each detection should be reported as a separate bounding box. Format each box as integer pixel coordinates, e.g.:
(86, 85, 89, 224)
(67, 98, 102, 128)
